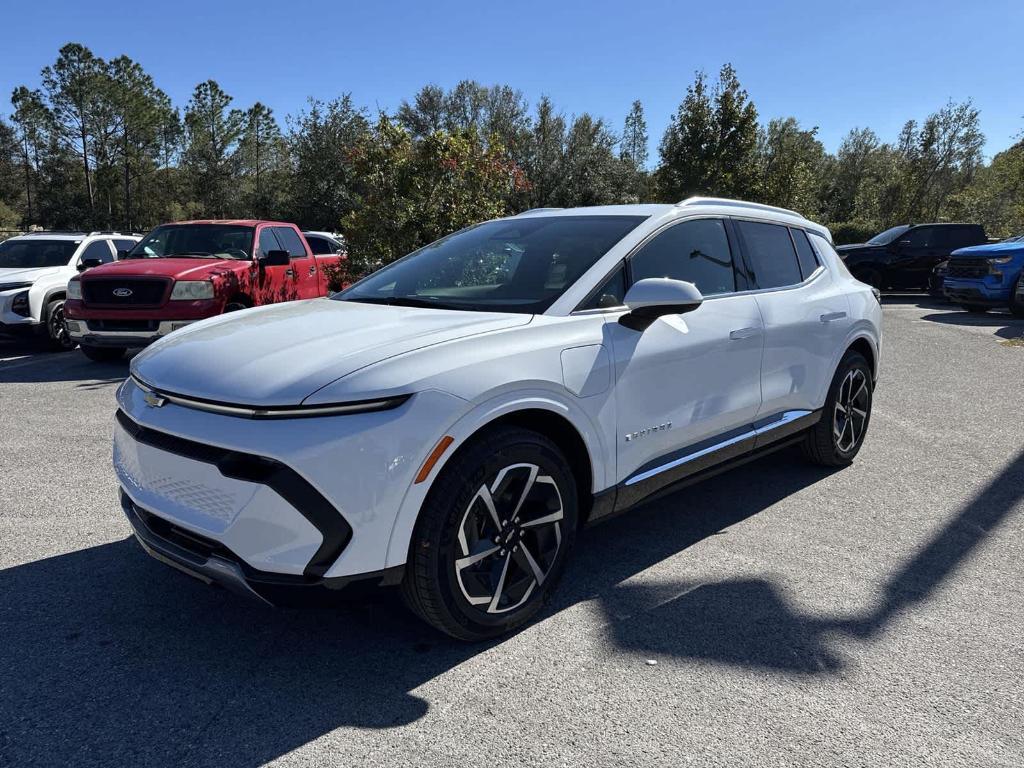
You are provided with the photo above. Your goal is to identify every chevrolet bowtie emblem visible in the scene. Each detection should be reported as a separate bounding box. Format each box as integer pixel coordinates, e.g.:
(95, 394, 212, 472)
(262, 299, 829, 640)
(143, 389, 166, 408)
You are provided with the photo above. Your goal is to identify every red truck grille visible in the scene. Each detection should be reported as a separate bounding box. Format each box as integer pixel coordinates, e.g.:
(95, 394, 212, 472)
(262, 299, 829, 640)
(82, 278, 171, 307)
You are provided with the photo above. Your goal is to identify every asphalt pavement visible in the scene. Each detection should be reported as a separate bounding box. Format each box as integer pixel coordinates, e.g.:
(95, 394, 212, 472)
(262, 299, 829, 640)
(1, 296, 1022, 767)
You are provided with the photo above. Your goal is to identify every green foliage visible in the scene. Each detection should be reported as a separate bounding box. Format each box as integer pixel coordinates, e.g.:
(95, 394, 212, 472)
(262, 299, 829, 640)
(182, 80, 244, 218)
(756, 117, 826, 215)
(829, 221, 879, 245)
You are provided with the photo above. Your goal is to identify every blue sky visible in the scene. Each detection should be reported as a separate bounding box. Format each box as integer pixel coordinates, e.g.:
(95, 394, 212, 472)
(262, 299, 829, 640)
(2, 0, 1021, 164)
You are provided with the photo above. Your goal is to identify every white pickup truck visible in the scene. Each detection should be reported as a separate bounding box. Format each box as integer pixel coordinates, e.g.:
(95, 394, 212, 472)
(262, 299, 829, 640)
(0, 231, 140, 349)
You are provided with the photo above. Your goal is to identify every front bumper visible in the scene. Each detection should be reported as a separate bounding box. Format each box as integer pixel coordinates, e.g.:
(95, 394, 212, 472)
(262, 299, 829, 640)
(67, 318, 197, 347)
(123, 491, 403, 605)
(0, 289, 37, 332)
(943, 282, 1009, 306)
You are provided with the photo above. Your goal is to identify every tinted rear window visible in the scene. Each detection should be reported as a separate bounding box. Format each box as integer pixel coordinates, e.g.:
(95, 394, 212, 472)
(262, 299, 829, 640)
(735, 220, 803, 289)
(790, 229, 819, 279)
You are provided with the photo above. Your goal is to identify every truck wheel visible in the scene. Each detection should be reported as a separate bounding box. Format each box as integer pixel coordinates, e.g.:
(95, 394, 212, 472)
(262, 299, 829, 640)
(1009, 277, 1024, 319)
(802, 351, 872, 467)
(80, 345, 126, 363)
(44, 298, 75, 351)
(962, 304, 988, 314)
(401, 425, 578, 641)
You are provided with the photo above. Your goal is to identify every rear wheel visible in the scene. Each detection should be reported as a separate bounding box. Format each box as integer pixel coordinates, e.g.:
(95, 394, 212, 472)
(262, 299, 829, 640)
(402, 426, 578, 641)
(80, 344, 126, 363)
(802, 351, 872, 467)
(44, 298, 75, 351)
(1009, 276, 1024, 319)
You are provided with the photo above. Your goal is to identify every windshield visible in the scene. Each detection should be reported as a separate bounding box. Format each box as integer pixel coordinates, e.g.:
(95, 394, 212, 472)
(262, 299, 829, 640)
(337, 215, 647, 314)
(127, 224, 254, 260)
(0, 239, 79, 269)
(1002, 234, 1024, 243)
(867, 225, 911, 246)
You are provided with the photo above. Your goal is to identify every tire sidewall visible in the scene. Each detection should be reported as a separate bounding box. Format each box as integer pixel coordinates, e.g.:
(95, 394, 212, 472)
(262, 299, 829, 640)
(824, 353, 873, 463)
(418, 429, 578, 638)
(45, 299, 75, 351)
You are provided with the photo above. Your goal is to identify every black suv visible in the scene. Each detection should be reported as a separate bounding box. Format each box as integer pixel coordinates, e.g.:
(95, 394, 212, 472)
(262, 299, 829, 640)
(836, 223, 987, 290)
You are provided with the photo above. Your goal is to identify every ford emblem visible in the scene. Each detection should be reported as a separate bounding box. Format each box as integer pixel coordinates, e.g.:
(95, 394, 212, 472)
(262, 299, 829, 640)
(112, 287, 133, 298)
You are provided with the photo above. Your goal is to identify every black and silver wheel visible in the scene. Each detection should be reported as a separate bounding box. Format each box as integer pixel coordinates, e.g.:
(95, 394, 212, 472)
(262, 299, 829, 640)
(802, 351, 873, 466)
(44, 298, 75, 351)
(402, 425, 578, 641)
(80, 344, 126, 363)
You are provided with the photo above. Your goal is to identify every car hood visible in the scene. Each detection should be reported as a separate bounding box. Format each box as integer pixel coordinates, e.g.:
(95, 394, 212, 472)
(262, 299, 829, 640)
(951, 241, 1024, 258)
(0, 266, 60, 285)
(835, 243, 885, 256)
(131, 299, 532, 406)
(83, 258, 248, 280)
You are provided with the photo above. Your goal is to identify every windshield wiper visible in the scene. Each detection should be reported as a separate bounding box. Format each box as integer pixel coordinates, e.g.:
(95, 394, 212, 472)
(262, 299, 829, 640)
(343, 296, 463, 310)
(165, 252, 214, 258)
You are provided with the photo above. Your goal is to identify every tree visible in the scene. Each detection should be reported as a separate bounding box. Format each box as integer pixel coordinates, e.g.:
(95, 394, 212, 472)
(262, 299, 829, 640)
(522, 96, 565, 207)
(818, 127, 882, 224)
(286, 95, 368, 230)
(620, 100, 648, 169)
(237, 102, 288, 218)
(10, 87, 50, 226)
(656, 64, 758, 201)
(756, 117, 826, 214)
(41, 43, 104, 224)
(551, 114, 630, 207)
(341, 116, 527, 274)
(181, 80, 243, 217)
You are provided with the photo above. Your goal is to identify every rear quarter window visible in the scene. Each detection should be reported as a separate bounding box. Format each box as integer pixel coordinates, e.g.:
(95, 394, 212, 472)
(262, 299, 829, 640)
(734, 220, 803, 289)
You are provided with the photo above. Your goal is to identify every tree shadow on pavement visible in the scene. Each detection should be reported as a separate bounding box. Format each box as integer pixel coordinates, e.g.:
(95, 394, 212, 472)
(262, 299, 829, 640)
(1, 447, 1020, 765)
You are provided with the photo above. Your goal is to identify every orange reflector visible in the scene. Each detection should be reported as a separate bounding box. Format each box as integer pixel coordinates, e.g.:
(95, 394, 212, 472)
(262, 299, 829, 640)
(415, 435, 455, 484)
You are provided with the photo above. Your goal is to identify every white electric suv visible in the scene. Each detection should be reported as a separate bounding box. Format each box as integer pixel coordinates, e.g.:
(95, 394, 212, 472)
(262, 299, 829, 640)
(0, 231, 140, 348)
(114, 198, 881, 640)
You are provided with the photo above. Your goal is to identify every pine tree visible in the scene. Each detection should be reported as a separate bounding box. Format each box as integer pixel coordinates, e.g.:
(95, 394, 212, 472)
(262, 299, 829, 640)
(620, 100, 648, 169)
(182, 80, 243, 217)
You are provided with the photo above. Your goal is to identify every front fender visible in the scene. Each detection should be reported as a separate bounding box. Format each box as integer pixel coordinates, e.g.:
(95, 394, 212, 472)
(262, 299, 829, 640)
(381, 385, 613, 571)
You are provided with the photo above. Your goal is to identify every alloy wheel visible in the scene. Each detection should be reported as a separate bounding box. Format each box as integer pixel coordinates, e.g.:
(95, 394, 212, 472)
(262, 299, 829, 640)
(48, 303, 74, 349)
(833, 368, 869, 453)
(453, 463, 564, 615)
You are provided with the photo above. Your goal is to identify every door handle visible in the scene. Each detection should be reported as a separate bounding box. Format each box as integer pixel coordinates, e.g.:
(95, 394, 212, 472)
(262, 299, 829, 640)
(819, 311, 847, 323)
(284, 269, 295, 278)
(308, 265, 316, 276)
(729, 327, 761, 340)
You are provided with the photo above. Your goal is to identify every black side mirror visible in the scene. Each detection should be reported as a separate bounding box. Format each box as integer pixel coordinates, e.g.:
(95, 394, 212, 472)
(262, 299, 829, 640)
(78, 257, 103, 272)
(258, 249, 290, 267)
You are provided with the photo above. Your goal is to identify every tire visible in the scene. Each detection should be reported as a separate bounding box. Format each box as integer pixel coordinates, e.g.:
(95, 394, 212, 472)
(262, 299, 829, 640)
(802, 351, 873, 467)
(1009, 276, 1024, 319)
(44, 298, 75, 351)
(962, 304, 989, 314)
(401, 425, 579, 641)
(224, 299, 249, 313)
(80, 344, 126, 363)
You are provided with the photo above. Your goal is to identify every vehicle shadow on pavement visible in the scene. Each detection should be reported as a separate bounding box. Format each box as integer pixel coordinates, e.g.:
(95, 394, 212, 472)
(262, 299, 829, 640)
(919, 310, 1024, 341)
(0, 345, 131, 386)
(598, 448, 1024, 673)
(2, 448, 1020, 765)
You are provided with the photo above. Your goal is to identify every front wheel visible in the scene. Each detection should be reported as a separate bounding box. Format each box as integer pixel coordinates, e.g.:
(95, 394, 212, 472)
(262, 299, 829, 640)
(402, 426, 578, 641)
(802, 351, 873, 467)
(44, 299, 75, 351)
(80, 344, 126, 363)
(1009, 276, 1024, 319)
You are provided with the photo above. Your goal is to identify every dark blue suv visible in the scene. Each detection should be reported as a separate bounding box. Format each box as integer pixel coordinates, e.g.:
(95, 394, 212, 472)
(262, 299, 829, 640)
(944, 235, 1024, 317)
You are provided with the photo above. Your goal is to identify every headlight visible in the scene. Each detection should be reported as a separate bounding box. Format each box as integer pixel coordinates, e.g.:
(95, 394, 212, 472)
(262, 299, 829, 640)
(170, 280, 215, 300)
(988, 256, 1014, 264)
(67, 280, 82, 300)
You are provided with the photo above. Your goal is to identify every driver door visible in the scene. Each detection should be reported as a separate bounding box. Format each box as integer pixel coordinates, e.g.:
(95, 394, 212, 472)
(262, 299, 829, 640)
(607, 218, 764, 502)
(254, 225, 292, 304)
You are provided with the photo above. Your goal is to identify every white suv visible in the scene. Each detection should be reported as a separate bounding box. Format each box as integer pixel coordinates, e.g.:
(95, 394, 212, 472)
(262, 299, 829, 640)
(0, 231, 141, 349)
(114, 198, 881, 639)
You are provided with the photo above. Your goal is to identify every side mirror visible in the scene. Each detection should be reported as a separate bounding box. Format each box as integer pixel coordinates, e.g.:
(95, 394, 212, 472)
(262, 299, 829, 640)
(77, 257, 104, 272)
(258, 249, 290, 267)
(619, 278, 703, 331)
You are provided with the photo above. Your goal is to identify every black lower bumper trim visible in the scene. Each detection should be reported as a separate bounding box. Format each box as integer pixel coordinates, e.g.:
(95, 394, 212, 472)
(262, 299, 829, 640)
(116, 409, 352, 578)
(122, 491, 402, 605)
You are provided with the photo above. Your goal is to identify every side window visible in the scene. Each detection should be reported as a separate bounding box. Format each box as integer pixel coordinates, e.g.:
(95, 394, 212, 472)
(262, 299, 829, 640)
(790, 228, 819, 279)
(81, 240, 114, 264)
(902, 227, 932, 248)
(306, 236, 330, 255)
(735, 220, 803, 289)
(273, 226, 308, 258)
(257, 227, 282, 258)
(630, 218, 736, 295)
(581, 264, 627, 309)
(112, 238, 136, 255)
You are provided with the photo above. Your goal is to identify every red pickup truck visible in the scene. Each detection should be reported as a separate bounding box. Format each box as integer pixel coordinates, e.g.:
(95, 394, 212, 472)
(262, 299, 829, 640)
(65, 220, 342, 361)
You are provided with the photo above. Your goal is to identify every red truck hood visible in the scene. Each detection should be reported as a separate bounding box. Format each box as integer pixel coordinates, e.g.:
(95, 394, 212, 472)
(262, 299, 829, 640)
(82, 257, 248, 280)
(130, 299, 531, 406)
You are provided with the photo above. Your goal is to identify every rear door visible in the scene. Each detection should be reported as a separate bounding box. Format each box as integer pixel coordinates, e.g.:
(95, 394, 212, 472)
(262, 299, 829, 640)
(273, 226, 321, 299)
(889, 226, 940, 288)
(734, 219, 851, 418)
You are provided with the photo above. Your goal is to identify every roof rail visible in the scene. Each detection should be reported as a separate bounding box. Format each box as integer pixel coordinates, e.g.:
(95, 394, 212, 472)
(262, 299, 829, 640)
(676, 197, 806, 220)
(22, 230, 86, 236)
(515, 207, 562, 216)
(88, 230, 124, 236)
